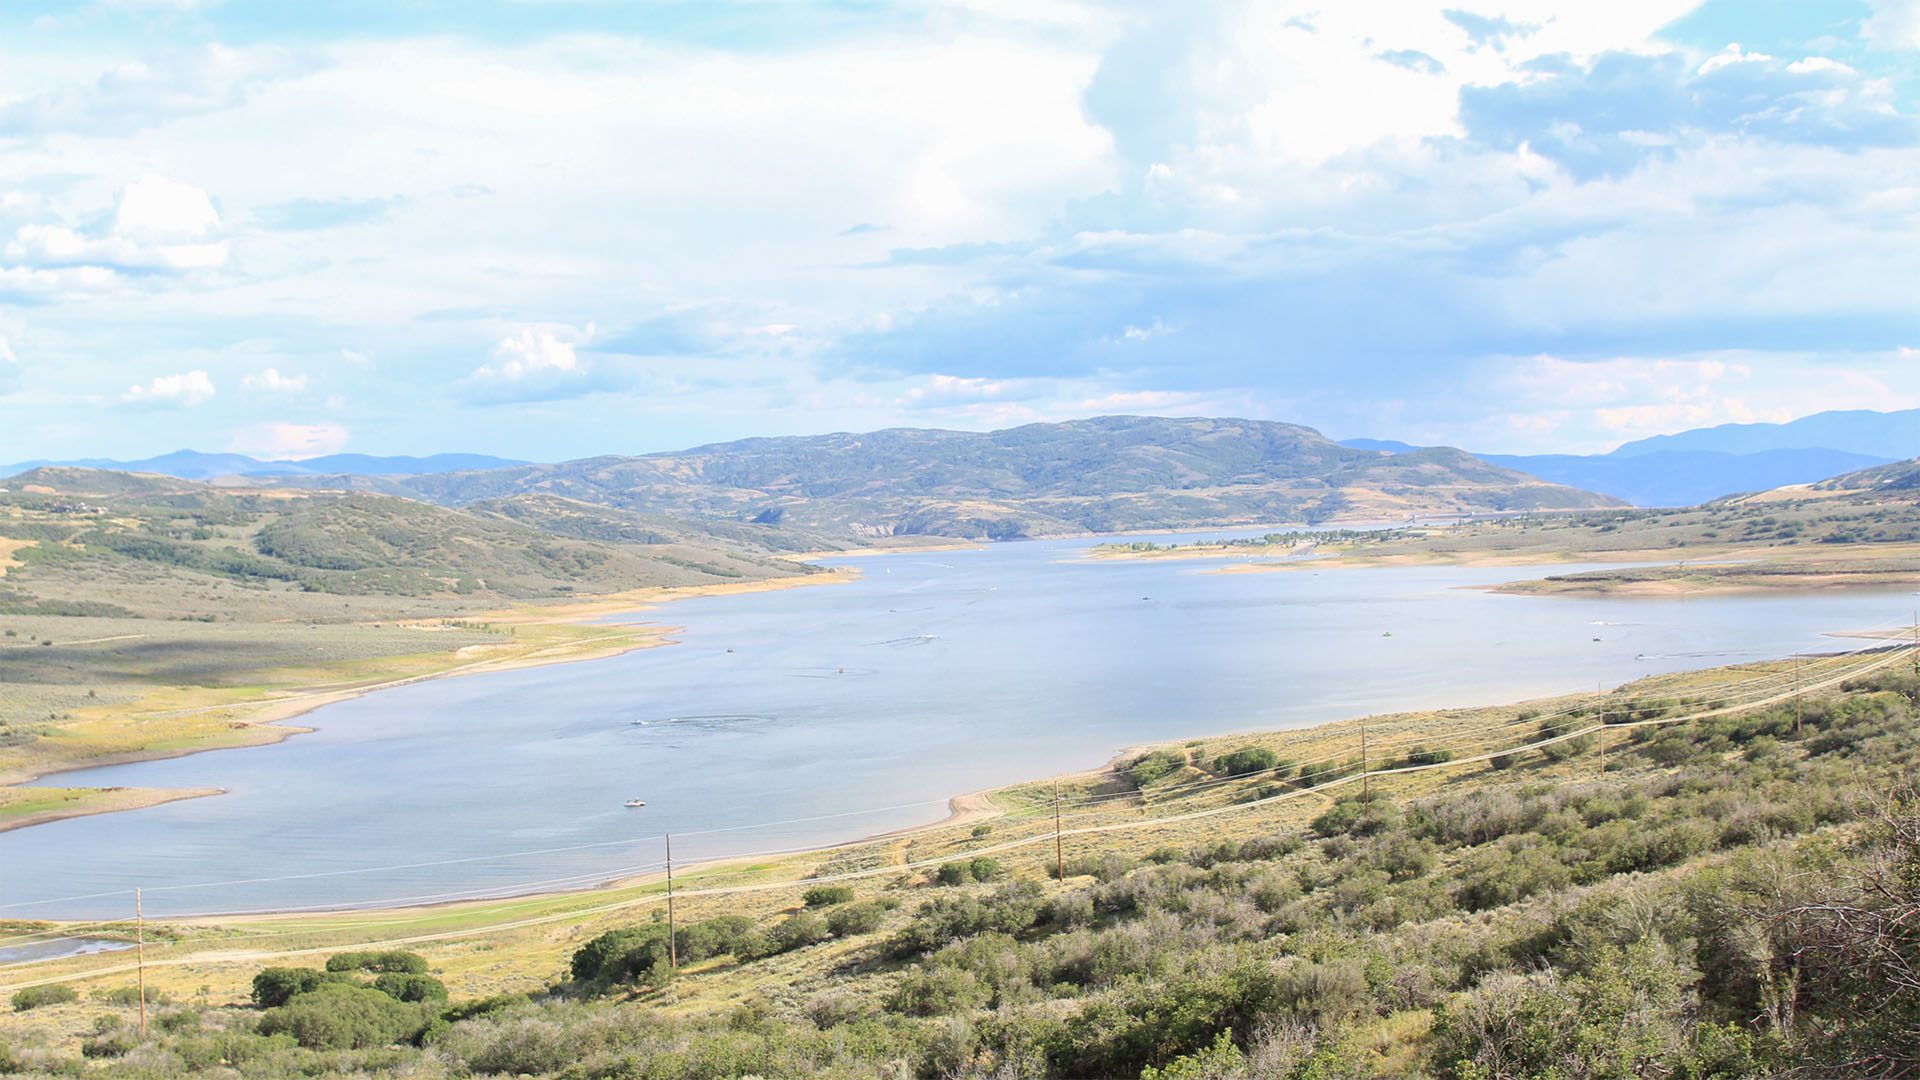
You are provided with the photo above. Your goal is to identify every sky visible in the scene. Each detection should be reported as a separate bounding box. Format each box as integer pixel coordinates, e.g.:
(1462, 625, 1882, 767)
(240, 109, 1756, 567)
(1, 0, 1917, 462)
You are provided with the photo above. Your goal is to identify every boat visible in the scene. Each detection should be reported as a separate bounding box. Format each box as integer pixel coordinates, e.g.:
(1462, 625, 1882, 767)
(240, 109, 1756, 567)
(624, 799, 647, 808)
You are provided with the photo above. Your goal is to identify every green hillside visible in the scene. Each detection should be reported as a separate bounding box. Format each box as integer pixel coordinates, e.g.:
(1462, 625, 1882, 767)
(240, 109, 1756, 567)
(0, 469, 814, 621)
(384, 416, 1622, 539)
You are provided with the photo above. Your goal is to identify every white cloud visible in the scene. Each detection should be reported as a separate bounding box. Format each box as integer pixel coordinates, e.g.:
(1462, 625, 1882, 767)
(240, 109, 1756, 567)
(339, 348, 371, 368)
(479, 327, 581, 382)
(0, 43, 306, 136)
(899, 373, 1027, 406)
(122, 369, 214, 406)
(0, 336, 15, 365)
(1, 175, 228, 288)
(241, 367, 308, 393)
(227, 421, 349, 459)
(1864, 0, 1920, 49)
(465, 323, 618, 402)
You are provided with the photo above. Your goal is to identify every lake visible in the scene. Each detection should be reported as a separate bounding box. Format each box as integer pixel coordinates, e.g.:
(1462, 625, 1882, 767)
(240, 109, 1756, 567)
(4, 532, 1911, 919)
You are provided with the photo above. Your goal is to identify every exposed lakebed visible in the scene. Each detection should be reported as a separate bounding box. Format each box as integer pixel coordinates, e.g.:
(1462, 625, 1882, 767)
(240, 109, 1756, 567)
(5, 531, 1911, 919)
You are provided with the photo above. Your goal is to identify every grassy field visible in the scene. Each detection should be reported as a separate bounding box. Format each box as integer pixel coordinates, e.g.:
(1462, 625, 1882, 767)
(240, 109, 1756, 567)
(1, 638, 1908, 1077)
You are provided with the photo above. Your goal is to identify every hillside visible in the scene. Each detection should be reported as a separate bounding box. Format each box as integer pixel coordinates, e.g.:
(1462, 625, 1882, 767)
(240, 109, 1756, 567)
(0, 468, 812, 619)
(386, 417, 1621, 538)
(1813, 454, 1920, 493)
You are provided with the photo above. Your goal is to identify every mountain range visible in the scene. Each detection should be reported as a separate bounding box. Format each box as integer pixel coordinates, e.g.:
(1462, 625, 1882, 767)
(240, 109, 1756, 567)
(9, 406, 1919, 518)
(1338, 406, 1920, 505)
(0, 450, 526, 482)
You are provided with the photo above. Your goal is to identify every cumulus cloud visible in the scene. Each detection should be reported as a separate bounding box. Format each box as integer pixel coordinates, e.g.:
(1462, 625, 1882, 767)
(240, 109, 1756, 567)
(227, 421, 350, 459)
(122, 369, 214, 406)
(241, 367, 309, 393)
(1, 175, 228, 290)
(466, 324, 618, 402)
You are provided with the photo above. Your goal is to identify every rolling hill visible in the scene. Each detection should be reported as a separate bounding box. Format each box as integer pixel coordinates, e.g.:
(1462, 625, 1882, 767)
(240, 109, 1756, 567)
(0, 468, 819, 621)
(378, 416, 1622, 538)
(1610, 407, 1920, 460)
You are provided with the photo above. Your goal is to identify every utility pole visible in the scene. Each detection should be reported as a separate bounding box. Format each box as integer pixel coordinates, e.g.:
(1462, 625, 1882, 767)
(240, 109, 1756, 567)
(1053, 788, 1065, 883)
(135, 888, 146, 1039)
(1794, 654, 1803, 736)
(1360, 720, 1370, 803)
(664, 835, 677, 973)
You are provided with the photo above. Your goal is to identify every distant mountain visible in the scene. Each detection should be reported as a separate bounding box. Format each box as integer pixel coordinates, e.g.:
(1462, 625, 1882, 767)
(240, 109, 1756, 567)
(1611, 408, 1920, 460)
(0, 450, 529, 482)
(386, 416, 1621, 539)
(1474, 448, 1891, 507)
(1338, 438, 1892, 507)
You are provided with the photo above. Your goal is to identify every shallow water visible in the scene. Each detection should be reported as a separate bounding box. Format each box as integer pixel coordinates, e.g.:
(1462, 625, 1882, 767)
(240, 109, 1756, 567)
(3, 533, 1910, 919)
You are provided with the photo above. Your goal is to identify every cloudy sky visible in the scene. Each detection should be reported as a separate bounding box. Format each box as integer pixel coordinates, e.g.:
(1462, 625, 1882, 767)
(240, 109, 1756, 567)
(1, 0, 1917, 462)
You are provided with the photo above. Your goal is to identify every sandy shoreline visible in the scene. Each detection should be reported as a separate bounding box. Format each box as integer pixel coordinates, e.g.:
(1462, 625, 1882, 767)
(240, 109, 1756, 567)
(0, 569, 859, 835)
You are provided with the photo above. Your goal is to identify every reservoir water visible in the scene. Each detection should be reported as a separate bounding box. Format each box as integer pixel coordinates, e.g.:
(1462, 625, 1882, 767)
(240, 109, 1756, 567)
(3, 533, 1911, 919)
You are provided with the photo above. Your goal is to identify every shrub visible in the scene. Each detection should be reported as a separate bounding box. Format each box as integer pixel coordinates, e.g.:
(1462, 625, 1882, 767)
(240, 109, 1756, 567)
(325, 950, 428, 975)
(888, 966, 991, 1016)
(258, 983, 424, 1050)
(937, 862, 974, 886)
(569, 927, 667, 984)
(371, 973, 447, 1003)
(11, 985, 77, 1011)
(1127, 749, 1188, 787)
(802, 885, 854, 907)
(1399, 746, 1454, 767)
(251, 968, 352, 1009)
(827, 901, 888, 936)
(968, 857, 1005, 882)
(1214, 746, 1280, 777)
(769, 912, 831, 953)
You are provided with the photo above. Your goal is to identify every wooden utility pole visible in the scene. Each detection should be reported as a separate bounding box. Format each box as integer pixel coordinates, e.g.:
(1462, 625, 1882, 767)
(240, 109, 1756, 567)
(664, 834, 677, 972)
(1360, 721, 1370, 803)
(135, 888, 146, 1039)
(1794, 654, 1803, 736)
(1053, 788, 1065, 882)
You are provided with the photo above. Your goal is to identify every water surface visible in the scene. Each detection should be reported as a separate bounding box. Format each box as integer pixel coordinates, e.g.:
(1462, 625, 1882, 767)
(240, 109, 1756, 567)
(3, 534, 1908, 918)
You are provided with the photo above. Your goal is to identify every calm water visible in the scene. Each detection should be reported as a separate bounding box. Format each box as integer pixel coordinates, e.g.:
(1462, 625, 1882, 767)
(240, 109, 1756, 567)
(3, 533, 1910, 919)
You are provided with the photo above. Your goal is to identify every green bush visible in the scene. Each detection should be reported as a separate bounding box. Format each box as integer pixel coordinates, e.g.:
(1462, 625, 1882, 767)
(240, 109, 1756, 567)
(1126, 749, 1188, 787)
(371, 973, 447, 1003)
(324, 950, 428, 974)
(251, 967, 352, 1008)
(827, 901, 888, 937)
(11, 984, 77, 1011)
(769, 912, 830, 953)
(1213, 746, 1281, 776)
(258, 983, 424, 1050)
(888, 966, 991, 1016)
(802, 885, 854, 907)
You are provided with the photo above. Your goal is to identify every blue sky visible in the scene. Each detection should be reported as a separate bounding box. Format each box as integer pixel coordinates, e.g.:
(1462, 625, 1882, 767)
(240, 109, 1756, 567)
(1, 0, 1917, 462)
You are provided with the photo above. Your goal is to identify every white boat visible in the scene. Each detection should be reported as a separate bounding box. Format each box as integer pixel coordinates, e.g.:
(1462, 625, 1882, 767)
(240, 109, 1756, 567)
(624, 799, 647, 808)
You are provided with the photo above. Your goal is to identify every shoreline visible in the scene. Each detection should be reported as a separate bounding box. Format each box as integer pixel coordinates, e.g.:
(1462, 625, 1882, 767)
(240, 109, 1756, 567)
(3, 638, 1898, 937)
(0, 569, 860, 835)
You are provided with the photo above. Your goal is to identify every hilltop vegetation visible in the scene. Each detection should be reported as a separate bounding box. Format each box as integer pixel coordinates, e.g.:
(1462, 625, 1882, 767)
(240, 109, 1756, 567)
(0, 467, 817, 618)
(316, 417, 1622, 540)
(3, 660, 1916, 1077)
